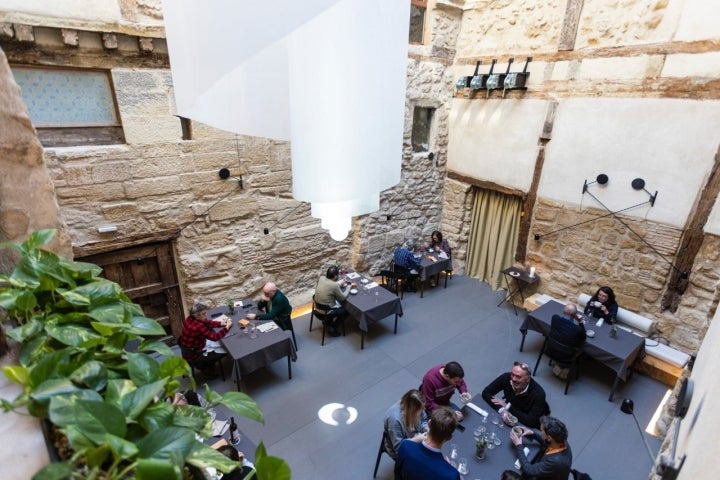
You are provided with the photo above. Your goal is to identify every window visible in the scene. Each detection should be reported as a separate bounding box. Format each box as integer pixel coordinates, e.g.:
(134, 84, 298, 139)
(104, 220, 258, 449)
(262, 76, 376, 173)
(409, 0, 427, 44)
(10, 65, 124, 147)
(411, 106, 434, 152)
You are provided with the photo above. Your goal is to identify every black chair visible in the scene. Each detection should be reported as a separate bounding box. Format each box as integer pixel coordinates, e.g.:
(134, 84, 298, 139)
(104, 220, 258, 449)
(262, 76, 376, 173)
(391, 260, 418, 292)
(274, 313, 298, 351)
(308, 295, 345, 346)
(373, 430, 392, 478)
(379, 269, 407, 299)
(533, 336, 583, 394)
(178, 345, 226, 382)
(571, 468, 593, 480)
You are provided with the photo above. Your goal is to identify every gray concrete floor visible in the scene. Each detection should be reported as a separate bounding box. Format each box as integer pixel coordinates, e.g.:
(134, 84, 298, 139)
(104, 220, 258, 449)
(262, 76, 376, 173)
(205, 275, 666, 480)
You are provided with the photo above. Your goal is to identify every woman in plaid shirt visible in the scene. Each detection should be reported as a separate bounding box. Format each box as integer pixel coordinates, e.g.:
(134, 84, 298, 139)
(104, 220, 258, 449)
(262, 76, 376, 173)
(178, 302, 231, 379)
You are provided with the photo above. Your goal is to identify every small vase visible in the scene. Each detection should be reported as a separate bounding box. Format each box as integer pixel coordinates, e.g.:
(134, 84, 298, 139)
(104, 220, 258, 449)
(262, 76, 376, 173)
(227, 304, 235, 315)
(475, 446, 486, 460)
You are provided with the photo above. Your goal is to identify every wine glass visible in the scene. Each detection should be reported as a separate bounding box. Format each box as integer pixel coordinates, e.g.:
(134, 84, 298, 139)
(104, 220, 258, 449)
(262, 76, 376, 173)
(457, 457, 468, 475)
(449, 444, 459, 460)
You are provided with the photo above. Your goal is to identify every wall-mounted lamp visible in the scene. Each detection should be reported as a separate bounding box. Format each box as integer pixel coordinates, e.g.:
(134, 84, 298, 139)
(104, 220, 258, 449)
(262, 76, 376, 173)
(456, 61, 481, 94)
(631, 178, 658, 206)
(218, 168, 244, 190)
(470, 59, 494, 91)
(503, 56, 532, 97)
(582, 173, 610, 193)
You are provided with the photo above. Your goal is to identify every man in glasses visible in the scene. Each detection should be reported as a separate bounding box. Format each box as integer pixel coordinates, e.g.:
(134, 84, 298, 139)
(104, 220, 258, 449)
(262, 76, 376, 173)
(481, 361, 550, 428)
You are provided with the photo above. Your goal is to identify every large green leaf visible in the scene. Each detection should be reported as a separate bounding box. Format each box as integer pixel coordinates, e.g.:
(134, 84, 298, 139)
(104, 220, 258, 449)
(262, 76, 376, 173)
(18, 334, 48, 366)
(3, 365, 30, 386)
(59, 289, 91, 307)
(59, 257, 103, 281)
(120, 378, 167, 420)
(159, 356, 191, 380)
(62, 424, 95, 452)
(128, 315, 166, 336)
(29, 350, 66, 387)
(45, 322, 102, 348)
(105, 379, 136, 406)
(136, 426, 196, 460)
(255, 455, 292, 480)
(5, 317, 43, 343)
(73, 279, 126, 305)
(105, 432, 140, 460)
(218, 391, 265, 424)
(69, 360, 107, 391)
(186, 442, 239, 474)
(136, 457, 181, 480)
(127, 352, 161, 386)
(0, 288, 37, 316)
(138, 339, 175, 358)
(70, 399, 128, 443)
(24, 228, 56, 251)
(49, 391, 104, 427)
(85, 444, 111, 469)
(171, 404, 209, 432)
(30, 378, 80, 402)
(138, 401, 175, 431)
(31, 461, 73, 480)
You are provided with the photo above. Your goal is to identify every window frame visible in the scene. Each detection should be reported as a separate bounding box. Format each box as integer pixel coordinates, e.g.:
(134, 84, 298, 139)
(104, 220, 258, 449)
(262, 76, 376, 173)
(409, 0, 428, 45)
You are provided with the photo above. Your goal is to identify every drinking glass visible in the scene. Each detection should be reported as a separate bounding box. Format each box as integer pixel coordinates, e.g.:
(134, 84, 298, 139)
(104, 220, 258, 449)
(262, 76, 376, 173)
(473, 426, 486, 442)
(249, 323, 258, 339)
(492, 432, 502, 446)
(449, 444, 459, 460)
(486, 434, 496, 450)
(457, 457, 468, 475)
(491, 414, 500, 426)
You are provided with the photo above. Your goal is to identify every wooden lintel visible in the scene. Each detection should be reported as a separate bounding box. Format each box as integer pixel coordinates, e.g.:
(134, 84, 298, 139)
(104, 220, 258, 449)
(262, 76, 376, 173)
(446, 170, 526, 199)
(73, 229, 180, 258)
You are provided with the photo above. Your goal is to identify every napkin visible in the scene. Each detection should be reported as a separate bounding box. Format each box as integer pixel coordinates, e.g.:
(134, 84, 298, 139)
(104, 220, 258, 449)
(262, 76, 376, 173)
(214, 314, 231, 323)
(438, 251, 449, 259)
(466, 402, 488, 417)
(233, 300, 243, 308)
(212, 419, 229, 437)
(365, 282, 379, 289)
(346, 272, 361, 279)
(257, 321, 279, 333)
(426, 255, 437, 262)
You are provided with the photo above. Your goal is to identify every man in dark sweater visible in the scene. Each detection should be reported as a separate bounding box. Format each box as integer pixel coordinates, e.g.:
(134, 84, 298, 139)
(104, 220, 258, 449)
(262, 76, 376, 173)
(510, 415, 572, 480)
(481, 362, 551, 428)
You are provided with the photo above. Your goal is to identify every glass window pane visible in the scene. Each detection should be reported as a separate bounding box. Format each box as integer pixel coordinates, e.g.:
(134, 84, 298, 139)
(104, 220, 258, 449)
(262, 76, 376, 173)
(409, 5, 426, 44)
(11, 67, 119, 127)
(412, 107, 434, 152)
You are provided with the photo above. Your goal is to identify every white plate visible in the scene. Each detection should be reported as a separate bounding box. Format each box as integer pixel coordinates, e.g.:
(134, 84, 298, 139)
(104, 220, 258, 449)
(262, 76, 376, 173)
(586, 330, 595, 338)
(349, 288, 358, 295)
(360, 278, 369, 284)
(509, 271, 520, 277)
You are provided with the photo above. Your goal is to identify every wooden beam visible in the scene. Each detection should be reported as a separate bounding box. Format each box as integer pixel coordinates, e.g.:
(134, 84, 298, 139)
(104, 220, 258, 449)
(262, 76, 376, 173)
(559, 0, 584, 51)
(446, 171, 526, 198)
(661, 144, 720, 311)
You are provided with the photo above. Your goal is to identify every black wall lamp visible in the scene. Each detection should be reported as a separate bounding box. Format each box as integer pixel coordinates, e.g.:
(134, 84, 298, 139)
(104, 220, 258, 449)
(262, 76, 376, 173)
(582, 173, 610, 193)
(218, 168, 243, 190)
(631, 177, 658, 206)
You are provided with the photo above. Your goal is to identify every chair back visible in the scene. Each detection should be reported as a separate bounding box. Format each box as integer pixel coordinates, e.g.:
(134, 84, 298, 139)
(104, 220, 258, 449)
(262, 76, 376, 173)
(571, 469, 593, 480)
(546, 336, 583, 366)
(312, 295, 333, 319)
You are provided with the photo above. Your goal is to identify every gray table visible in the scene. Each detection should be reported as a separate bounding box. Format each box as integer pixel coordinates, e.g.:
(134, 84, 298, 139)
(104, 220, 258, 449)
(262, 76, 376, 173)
(211, 304, 297, 391)
(519, 300, 645, 401)
(342, 272, 403, 349)
(417, 253, 452, 298)
(441, 395, 539, 479)
(498, 266, 540, 315)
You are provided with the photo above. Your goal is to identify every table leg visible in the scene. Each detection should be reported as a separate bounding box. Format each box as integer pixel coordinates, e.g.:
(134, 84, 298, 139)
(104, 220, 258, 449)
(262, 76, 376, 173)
(519, 330, 527, 352)
(287, 355, 292, 379)
(234, 361, 242, 392)
(361, 331, 365, 350)
(393, 314, 398, 334)
(608, 376, 621, 402)
(420, 278, 425, 298)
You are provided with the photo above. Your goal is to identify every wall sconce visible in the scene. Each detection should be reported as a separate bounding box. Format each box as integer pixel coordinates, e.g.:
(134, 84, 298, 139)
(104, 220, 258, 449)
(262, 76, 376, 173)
(470, 59, 495, 91)
(503, 56, 532, 97)
(456, 60, 481, 94)
(218, 168, 244, 190)
(487, 58, 516, 98)
(97, 224, 118, 233)
(631, 178, 658, 206)
(582, 173, 609, 193)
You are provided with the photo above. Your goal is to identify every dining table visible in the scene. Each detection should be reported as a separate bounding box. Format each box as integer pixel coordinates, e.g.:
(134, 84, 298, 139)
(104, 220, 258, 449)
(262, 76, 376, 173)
(416, 250, 452, 298)
(209, 302, 297, 391)
(340, 271, 403, 349)
(442, 395, 540, 479)
(519, 300, 646, 401)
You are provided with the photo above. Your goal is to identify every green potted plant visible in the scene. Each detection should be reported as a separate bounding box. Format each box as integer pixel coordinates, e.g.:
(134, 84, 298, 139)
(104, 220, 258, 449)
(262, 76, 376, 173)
(475, 436, 487, 460)
(227, 299, 236, 315)
(0, 230, 290, 479)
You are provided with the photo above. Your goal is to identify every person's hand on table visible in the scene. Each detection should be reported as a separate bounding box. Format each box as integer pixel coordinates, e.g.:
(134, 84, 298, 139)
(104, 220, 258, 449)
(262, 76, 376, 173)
(500, 410, 515, 425)
(224, 319, 232, 330)
(246, 313, 256, 320)
(510, 428, 524, 446)
(490, 396, 507, 408)
(455, 410, 464, 421)
(460, 392, 472, 404)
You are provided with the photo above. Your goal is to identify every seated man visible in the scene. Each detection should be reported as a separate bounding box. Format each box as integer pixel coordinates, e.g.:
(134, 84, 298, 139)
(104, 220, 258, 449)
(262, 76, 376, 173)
(394, 406, 460, 480)
(314, 266, 350, 337)
(392, 241, 422, 291)
(481, 361, 550, 428)
(216, 444, 257, 480)
(420, 361, 471, 420)
(549, 303, 586, 379)
(510, 415, 572, 480)
(247, 282, 292, 328)
(178, 302, 231, 379)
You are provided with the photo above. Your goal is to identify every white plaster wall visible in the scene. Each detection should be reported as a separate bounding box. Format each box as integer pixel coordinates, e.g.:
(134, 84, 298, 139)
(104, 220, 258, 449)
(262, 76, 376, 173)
(675, 306, 720, 480)
(447, 98, 548, 191)
(0, 0, 121, 25)
(675, 0, 720, 42)
(540, 98, 720, 228)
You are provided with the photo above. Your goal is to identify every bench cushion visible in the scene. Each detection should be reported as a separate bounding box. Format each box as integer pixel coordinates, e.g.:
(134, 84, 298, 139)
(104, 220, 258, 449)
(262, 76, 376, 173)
(577, 293, 655, 336)
(644, 341, 690, 368)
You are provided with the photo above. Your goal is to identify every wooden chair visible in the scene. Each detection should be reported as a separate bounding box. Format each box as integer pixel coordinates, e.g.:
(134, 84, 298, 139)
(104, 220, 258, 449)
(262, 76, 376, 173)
(308, 295, 345, 346)
(533, 336, 583, 394)
(373, 430, 392, 478)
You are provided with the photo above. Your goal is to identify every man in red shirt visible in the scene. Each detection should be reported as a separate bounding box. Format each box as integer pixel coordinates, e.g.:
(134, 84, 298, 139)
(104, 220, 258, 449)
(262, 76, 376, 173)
(178, 302, 231, 379)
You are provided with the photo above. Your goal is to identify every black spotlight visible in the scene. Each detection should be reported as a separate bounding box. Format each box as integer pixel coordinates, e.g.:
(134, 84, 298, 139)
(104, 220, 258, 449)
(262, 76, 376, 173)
(631, 178, 646, 190)
(596, 174, 609, 185)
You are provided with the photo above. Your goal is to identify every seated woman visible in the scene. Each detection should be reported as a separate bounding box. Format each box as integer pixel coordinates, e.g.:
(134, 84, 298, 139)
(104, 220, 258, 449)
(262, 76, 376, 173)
(383, 389, 428, 459)
(583, 286, 619, 323)
(429, 230, 451, 257)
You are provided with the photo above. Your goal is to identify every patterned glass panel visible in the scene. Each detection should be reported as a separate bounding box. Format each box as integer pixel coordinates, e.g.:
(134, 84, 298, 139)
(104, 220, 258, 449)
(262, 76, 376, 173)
(11, 67, 119, 127)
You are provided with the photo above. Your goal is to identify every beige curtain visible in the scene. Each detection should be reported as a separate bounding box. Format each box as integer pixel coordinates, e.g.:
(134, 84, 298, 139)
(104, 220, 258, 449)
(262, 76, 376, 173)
(466, 188, 522, 290)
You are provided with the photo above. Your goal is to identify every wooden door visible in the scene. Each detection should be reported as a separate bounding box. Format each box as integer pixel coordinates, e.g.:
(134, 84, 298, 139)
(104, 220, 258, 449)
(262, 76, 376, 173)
(77, 241, 183, 341)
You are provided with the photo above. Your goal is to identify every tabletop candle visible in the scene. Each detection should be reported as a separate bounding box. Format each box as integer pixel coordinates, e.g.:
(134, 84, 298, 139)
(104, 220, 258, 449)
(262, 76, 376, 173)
(529, 267, 536, 277)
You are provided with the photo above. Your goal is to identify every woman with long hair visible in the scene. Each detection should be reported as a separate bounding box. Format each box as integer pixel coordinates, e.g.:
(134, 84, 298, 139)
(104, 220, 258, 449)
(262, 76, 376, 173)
(584, 286, 618, 323)
(383, 389, 428, 459)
